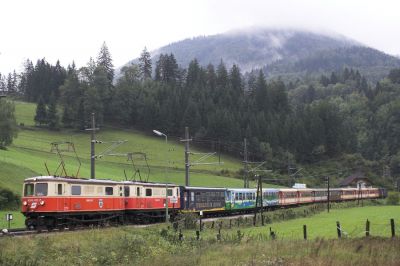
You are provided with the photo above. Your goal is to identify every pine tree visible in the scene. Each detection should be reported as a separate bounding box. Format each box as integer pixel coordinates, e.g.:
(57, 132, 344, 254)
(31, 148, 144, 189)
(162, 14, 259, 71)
(61, 106, 74, 128)
(97, 42, 114, 83)
(229, 64, 243, 106)
(6, 73, 13, 93)
(75, 99, 86, 130)
(0, 99, 18, 148)
(138, 47, 152, 80)
(0, 74, 6, 93)
(34, 97, 47, 126)
(47, 94, 60, 130)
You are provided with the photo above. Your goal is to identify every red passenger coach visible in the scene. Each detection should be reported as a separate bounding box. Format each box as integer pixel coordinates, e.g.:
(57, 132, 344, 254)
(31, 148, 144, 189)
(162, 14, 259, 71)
(279, 189, 299, 205)
(22, 176, 125, 230)
(123, 181, 181, 219)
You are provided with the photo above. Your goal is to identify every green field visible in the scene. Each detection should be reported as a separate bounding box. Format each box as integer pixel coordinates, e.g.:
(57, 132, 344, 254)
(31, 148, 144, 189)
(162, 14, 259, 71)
(203, 205, 400, 240)
(1, 101, 273, 196)
(0, 210, 25, 229)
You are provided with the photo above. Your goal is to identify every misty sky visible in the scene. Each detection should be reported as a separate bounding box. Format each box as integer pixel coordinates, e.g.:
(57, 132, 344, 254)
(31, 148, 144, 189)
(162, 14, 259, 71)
(1, 0, 400, 74)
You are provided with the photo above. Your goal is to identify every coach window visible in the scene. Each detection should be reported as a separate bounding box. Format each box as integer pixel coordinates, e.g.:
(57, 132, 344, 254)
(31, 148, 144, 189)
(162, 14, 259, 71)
(137, 187, 141, 196)
(105, 187, 114, 196)
(71, 185, 81, 195)
(146, 188, 152, 197)
(57, 184, 63, 195)
(167, 189, 173, 197)
(24, 183, 34, 196)
(124, 186, 130, 197)
(35, 183, 48, 196)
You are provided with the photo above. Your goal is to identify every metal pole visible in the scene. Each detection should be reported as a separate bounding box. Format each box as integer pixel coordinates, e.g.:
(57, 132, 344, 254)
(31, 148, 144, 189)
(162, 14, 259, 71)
(327, 176, 330, 213)
(164, 135, 169, 223)
(90, 113, 96, 179)
(184, 127, 190, 186)
(244, 138, 248, 188)
(260, 175, 264, 226)
(391, 218, 395, 237)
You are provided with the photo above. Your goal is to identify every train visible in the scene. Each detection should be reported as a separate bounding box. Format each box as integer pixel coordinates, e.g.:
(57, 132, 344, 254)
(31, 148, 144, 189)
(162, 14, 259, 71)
(21, 176, 387, 230)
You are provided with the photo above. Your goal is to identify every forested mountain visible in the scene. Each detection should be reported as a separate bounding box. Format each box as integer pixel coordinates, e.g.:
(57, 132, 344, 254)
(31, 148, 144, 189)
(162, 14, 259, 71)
(2, 37, 400, 188)
(266, 46, 400, 82)
(120, 28, 400, 82)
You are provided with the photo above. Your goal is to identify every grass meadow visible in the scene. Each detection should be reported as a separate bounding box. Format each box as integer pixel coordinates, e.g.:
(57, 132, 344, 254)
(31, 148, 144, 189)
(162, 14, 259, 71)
(1, 205, 400, 265)
(208, 205, 400, 240)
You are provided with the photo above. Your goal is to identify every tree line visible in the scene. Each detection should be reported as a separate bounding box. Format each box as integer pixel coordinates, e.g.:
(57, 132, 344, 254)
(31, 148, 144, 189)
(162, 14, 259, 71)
(1, 43, 400, 178)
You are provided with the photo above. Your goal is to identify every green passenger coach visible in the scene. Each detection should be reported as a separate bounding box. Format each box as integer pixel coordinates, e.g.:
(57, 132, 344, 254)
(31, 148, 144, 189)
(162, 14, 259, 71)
(225, 188, 279, 211)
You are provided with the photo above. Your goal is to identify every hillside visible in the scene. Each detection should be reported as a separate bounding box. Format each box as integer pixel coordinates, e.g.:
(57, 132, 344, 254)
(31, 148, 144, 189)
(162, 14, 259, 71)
(120, 28, 400, 81)
(0, 101, 259, 194)
(266, 46, 400, 82)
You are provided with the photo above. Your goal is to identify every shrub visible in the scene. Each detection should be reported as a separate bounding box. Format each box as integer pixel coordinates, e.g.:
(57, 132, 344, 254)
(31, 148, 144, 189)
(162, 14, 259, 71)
(0, 187, 20, 209)
(386, 192, 400, 205)
(174, 213, 199, 229)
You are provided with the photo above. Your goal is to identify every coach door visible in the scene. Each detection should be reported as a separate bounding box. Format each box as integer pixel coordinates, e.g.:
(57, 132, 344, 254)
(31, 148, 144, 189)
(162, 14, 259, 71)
(56, 183, 67, 211)
(137, 186, 145, 208)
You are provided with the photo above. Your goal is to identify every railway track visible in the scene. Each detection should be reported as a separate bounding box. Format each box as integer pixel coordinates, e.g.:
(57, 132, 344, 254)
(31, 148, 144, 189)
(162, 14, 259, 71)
(0, 222, 165, 238)
(0, 212, 261, 238)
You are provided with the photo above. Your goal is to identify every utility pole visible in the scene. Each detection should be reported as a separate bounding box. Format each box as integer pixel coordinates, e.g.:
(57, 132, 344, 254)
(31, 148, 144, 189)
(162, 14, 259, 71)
(184, 127, 190, 186)
(85, 113, 99, 179)
(180, 126, 221, 187)
(243, 138, 249, 188)
(253, 174, 264, 226)
(153, 130, 169, 223)
(326, 176, 330, 213)
(90, 113, 96, 179)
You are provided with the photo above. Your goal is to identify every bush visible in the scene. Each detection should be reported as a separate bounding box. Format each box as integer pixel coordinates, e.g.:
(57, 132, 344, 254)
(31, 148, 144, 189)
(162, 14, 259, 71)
(0, 187, 20, 209)
(174, 213, 199, 229)
(386, 192, 400, 205)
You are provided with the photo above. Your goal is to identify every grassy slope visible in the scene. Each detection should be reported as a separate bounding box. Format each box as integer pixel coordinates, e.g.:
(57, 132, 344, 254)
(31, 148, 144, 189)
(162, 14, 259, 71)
(1, 101, 283, 195)
(0, 161, 37, 193)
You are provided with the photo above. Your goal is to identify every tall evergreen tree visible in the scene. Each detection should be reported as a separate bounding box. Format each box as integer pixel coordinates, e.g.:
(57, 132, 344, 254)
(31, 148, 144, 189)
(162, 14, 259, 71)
(6, 73, 13, 93)
(97, 42, 114, 83)
(34, 97, 47, 126)
(0, 99, 18, 148)
(47, 94, 60, 130)
(138, 47, 152, 80)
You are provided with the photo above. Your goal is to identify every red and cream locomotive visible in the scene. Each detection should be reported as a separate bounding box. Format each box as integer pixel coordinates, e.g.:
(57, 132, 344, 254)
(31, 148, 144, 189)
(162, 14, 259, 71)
(22, 176, 180, 230)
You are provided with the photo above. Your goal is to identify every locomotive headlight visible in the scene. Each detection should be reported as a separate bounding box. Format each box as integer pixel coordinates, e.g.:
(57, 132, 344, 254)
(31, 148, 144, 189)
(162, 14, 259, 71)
(39, 200, 45, 206)
(23, 201, 28, 206)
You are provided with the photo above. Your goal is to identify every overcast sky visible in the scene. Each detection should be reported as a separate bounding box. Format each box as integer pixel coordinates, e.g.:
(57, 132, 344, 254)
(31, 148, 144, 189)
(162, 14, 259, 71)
(1, 0, 400, 74)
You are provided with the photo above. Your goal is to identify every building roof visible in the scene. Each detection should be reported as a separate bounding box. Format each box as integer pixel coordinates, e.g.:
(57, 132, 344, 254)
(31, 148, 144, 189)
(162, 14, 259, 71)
(339, 172, 371, 187)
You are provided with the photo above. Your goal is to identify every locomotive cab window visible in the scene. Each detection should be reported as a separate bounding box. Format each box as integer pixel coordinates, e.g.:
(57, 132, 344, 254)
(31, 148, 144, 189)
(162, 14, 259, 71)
(146, 188, 152, 197)
(35, 183, 48, 196)
(57, 184, 63, 195)
(71, 185, 81, 195)
(24, 183, 34, 196)
(105, 187, 114, 196)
